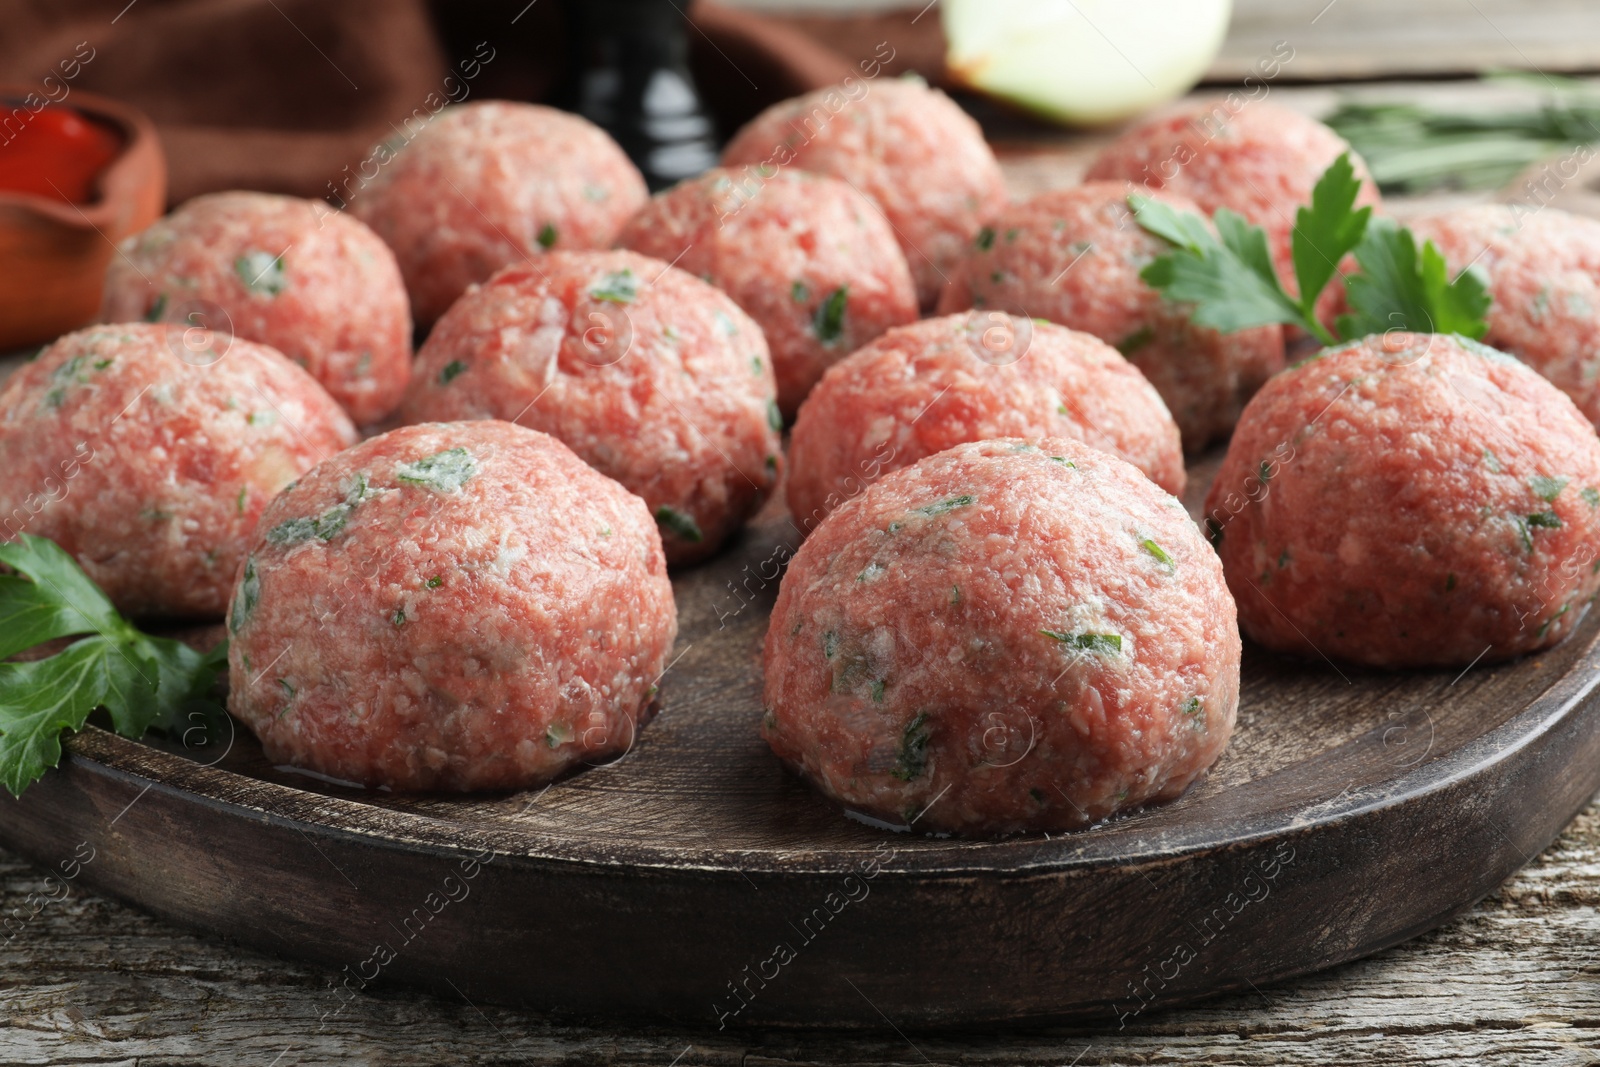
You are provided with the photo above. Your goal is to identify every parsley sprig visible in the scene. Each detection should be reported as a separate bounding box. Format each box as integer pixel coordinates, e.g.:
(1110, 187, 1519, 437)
(1130, 153, 1490, 345)
(0, 534, 227, 797)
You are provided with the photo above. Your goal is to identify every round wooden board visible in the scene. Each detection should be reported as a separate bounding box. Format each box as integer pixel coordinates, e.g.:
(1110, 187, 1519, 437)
(4, 452, 1600, 1031)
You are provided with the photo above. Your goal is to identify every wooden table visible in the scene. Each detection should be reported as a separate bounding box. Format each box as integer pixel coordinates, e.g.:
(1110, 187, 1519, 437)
(3, 801, 1597, 1065)
(8, 12, 1600, 1066)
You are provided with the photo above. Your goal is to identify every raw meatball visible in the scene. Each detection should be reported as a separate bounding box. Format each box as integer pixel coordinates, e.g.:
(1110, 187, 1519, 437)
(0, 324, 356, 618)
(764, 437, 1239, 837)
(350, 101, 648, 325)
(936, 182, 1285, 450)
(721, 78, 1008, 311)
(397, 250, 782, 565)
(1205, 332, 1600, 668)
(100, 191, 411, 425)
(616, 166, 918, 417)
(786, 314, 1184, 532)
(1085, 99, 1380, 306)
(226, 420, 678, 792)
(1409, 205, 1600, 426)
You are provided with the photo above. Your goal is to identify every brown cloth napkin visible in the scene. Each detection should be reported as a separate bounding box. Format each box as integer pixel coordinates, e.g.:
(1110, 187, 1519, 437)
(0, 0, 939, 207)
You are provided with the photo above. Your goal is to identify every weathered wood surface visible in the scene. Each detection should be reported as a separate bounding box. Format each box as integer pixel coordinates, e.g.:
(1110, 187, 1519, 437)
(2, 798, 1598, 1066)
(1217, 0, 1600, 81)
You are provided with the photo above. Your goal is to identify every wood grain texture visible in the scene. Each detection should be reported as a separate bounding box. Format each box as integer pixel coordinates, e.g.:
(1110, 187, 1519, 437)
(1216, 0, 1600, 81)
(2, 801, 1597, 1066)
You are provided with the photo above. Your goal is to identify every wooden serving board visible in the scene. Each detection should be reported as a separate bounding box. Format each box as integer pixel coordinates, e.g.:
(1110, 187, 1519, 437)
(4, 452, 1600, 1030)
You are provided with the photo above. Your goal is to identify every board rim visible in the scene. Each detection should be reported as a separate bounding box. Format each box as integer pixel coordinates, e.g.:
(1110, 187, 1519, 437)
(37, 613, 1600, 877)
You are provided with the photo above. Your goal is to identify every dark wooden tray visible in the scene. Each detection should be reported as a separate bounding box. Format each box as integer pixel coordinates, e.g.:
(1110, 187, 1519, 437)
(4, 454, 1600, 1030)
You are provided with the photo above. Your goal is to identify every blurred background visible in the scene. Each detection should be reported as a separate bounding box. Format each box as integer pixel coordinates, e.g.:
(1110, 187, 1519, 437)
(5, 0, 1599, 203)
(4, 0, 1600, 348)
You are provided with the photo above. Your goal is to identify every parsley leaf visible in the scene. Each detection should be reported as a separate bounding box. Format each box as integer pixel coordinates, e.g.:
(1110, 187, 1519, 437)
(1140, 539, 1174, 569)
(1290, 152, 1373, 319)
(1337, 217, 1492, 340)
(814, 286, 849, 345)
(891, 712, 932, 781)
(1530, 475, 1569, 502)
(1131, 196, 1318, 341)
(0, 640, 116, 798)
(0, 535, 227, 797)
(913, 495, 975, 517)
(654, 505, 703, 543)
(234, 250, 287, 296)
(1040, 630, 1122, 655)
(1133, 153, 1490, 346)
(589, 269, 639, 304)
(395, 449, 477, 493)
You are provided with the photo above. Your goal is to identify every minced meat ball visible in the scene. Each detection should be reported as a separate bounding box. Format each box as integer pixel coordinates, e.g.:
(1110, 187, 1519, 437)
(721, 78, 1008, 311)
(0, 323, 356, 617)
(397, 250, 782, 565)
(764, 437, 1239, 837)
(100, 190, 412, 425)
(227, 420, 678, 791)
(350, 101, 648, 325)
(616, 166, 917, 417)
(786, 313, 1184, 532)
(1409, 204, 1600, 427)
(1204, 331, 1600, 668)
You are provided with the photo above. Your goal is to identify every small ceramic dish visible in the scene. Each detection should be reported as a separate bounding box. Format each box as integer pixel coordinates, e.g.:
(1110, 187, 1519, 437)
(0, 88, 165, 351)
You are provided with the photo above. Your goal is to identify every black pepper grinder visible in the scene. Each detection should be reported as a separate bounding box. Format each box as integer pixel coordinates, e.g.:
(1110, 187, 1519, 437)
(556, 0, 719, 190)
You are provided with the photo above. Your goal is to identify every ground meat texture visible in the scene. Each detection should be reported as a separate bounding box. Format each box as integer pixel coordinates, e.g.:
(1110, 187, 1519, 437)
(721, 79, 1008, 312)
(1084, 100, 1380, 315)
(227, 421, 677, 792)
(616, 166, 917, 418)
(349, 101, 648, 326)
(0, 324, 356, 618)
(1205, 332, 1600, 669)
(99, 191, 411, 426)
(763, 437, 1238, 837)
(786, 314, 1184, 532)
(936, 182, 1285, 450)
(397, 250, 782, 565)
(1409, 205, 1600, 427)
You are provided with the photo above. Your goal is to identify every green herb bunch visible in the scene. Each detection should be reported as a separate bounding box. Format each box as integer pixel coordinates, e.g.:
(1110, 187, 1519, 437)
(0, 534, 227, 796)
(1129, 153, 1492, 346)
(1324, 73, 1600, 194)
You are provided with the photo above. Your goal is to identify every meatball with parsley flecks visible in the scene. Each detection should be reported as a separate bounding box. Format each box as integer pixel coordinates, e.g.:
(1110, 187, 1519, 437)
(764, 437, 1238, 837)
(227, 420, 678, 791)
(617, 166, 917, 417)
(351, 101, 648, 325)
(721, 78, 1008, 312)
(0, 323, 356, 618)
(786, 314, 1184, 532)
(1409, 204, 1600, 428)
(397, 250, 782, 565)
(99, 191, 412, 424)
(1206, 331, 1600, 668)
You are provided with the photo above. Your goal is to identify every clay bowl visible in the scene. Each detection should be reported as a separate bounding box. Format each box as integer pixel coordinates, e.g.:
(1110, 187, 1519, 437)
(0, 88, 166, 351)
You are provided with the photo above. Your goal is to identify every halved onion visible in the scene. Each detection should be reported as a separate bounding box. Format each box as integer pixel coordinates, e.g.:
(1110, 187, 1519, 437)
(943, 0, 1233, 127)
